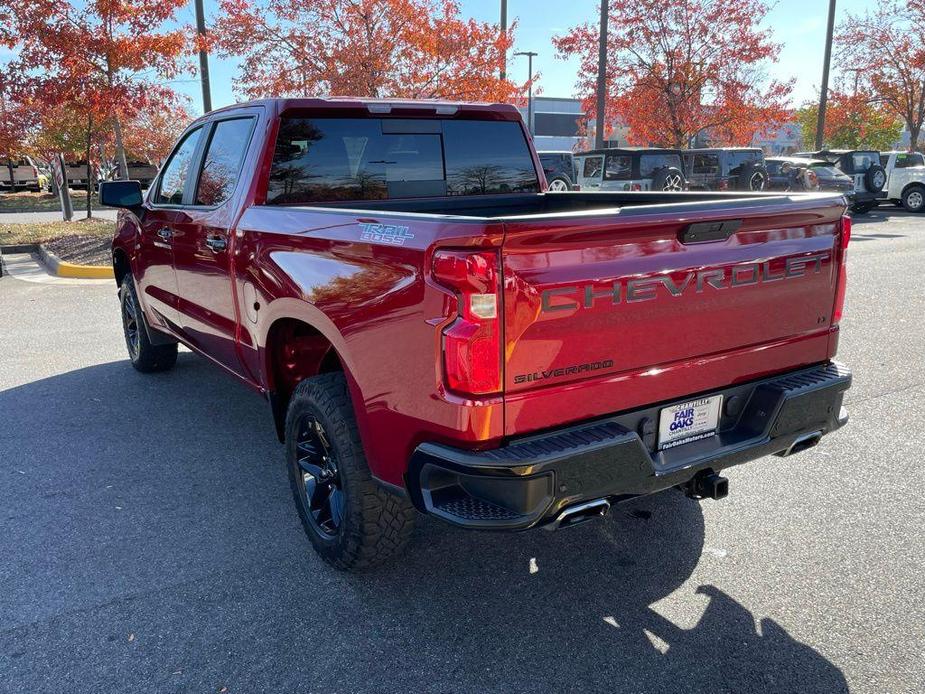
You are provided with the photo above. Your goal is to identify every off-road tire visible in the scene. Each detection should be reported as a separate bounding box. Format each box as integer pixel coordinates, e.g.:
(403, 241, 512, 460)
(738, 162, 768, 191)
(850, 202, 875, 215)
(285, 373, 415, 571)
(120, 273, 178, 373)
(652, 167, 685, 191)
(901, 185, 925, 212)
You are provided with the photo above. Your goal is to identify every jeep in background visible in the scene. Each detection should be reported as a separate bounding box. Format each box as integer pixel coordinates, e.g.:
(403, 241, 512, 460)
(683, 148, 768, 191)
(877, 151, 925, 212)
(766, 157, 854, 196)
(100, 98, 851, 570)
(795, 149, 885, 214)
(0, 157, 42, 192)
(575, 147, 686, 191)
(537, 151, 578, 191)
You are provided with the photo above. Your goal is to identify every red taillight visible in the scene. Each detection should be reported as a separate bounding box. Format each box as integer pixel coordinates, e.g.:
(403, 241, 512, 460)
(718, 179, 729, 191)
(630, 183, 642, 191)
(832, 215, 850, 324)
(432, 249, 502, 396)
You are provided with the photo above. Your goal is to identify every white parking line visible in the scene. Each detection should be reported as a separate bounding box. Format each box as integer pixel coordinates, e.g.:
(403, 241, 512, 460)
(0, 253, 112, 286)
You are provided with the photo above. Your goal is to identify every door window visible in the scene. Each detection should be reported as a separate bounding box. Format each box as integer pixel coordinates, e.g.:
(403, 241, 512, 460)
(604, 155, 632, 180)
(155, 127, 203, 205)
(582, 156, 603, 179)
(195, 118, 254, 206)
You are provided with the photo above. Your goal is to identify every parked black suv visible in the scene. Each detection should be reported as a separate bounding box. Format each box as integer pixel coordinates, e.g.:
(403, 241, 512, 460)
(682, 148, 768, 191)
(794, 149, 885, 213)
(537, 151, 577, 191)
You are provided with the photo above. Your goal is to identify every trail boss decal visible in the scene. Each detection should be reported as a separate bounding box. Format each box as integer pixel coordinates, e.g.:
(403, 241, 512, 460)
(541, 252, 830, 313)
(359, 223, 414, 246)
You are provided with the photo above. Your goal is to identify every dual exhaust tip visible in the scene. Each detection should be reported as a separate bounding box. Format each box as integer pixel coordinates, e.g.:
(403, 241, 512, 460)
(547, 470, 732, 530)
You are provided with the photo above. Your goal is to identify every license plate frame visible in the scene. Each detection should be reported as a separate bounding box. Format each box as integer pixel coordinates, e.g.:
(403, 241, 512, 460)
(657, 395, 723, 450)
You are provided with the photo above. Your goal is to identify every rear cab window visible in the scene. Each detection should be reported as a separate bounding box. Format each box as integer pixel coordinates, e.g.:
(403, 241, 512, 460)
(266, 117, 538, 203)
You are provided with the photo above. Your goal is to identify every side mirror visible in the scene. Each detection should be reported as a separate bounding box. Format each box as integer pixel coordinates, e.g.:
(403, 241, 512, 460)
(99, 180, 143, 209)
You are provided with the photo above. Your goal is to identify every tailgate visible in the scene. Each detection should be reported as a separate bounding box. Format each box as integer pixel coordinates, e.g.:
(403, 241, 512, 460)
(501, 198, 846, 435)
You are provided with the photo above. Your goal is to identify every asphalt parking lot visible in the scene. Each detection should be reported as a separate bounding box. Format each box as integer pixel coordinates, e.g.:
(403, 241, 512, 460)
(1, 209, 923, 693)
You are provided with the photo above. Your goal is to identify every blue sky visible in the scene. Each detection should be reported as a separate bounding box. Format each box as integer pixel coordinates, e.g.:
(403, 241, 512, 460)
(10, 0, 873, 115)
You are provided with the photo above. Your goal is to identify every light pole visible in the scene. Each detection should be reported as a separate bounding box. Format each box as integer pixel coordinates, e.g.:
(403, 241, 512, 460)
(500, 0, 508, 81)
(194, 0, 212, 113)
(815, 0, 837, 150)
(595, 0, 609, 148)
(515, 51, 537, 135)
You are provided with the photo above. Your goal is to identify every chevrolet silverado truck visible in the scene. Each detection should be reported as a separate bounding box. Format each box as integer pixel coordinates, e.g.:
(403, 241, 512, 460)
(100, 98, 852, 571)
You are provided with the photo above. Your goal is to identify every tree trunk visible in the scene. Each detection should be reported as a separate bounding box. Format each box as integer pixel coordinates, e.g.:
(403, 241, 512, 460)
(5, 161, 13, 191)
(112, 115, 129, 180)
(910, 123, 921, 152)
(86, 112, 93, 219)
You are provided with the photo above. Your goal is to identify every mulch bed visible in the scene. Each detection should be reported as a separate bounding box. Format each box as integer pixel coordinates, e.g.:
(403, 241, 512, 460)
(44, 234, 111, 265)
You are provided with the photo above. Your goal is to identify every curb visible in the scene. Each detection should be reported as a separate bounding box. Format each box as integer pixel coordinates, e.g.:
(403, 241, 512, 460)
(37, 244, 114, 279)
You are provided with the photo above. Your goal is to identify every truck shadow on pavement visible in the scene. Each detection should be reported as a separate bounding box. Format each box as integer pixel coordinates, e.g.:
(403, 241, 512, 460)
(0, 354, 848, 693)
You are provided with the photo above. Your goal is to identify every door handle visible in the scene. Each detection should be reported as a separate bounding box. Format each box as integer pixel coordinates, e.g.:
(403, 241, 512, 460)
(205, 235, 227, 252)
(157, 228, 172, 240)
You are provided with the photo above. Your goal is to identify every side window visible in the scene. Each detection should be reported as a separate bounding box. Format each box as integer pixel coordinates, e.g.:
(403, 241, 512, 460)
(155, 127, 203, 205)
(604, 154, 632, 180)
(443, 120, 538, 195)
(195, 118, 254, 206)
(895, 153, 925, 168)
(692, 154, 720, 175)
(582, 156, 603, 179)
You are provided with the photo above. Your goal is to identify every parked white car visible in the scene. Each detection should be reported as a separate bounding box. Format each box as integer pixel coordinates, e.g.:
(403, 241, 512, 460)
(878, 151, 925, 212)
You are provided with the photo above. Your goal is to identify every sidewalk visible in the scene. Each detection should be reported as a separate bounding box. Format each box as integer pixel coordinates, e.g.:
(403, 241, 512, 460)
(0, 209, 117, 224)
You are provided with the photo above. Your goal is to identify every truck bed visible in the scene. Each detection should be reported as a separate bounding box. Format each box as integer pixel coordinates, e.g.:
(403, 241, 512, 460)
(306, 190, 846, 219)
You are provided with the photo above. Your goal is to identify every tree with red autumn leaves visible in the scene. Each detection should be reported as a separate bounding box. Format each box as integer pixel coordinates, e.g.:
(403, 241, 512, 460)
(796, 89, 902, 151)
(553, 0, 792, 148)
(212, 0, 521, 101)
(1, 0, 190, 180)
(0, 65, 37, 188)
(839, 1, 925, 151)
(122, 93, 195, 166)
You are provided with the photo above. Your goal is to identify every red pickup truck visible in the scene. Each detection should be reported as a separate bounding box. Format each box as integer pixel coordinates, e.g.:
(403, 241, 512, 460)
(100, 98, 851, 571)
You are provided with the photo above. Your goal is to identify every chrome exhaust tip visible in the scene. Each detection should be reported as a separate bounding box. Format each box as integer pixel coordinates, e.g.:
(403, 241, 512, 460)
(545, 498, 611, 531)
(777, 431, 823, 457)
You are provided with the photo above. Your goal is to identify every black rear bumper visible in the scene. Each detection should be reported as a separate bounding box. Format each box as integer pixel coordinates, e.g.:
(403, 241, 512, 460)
(407, 362, 851, 530)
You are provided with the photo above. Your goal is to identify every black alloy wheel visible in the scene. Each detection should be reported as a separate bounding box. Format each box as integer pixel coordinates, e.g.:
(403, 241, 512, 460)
(121, 286, 141, 361)
(295, 414, 345, 538)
